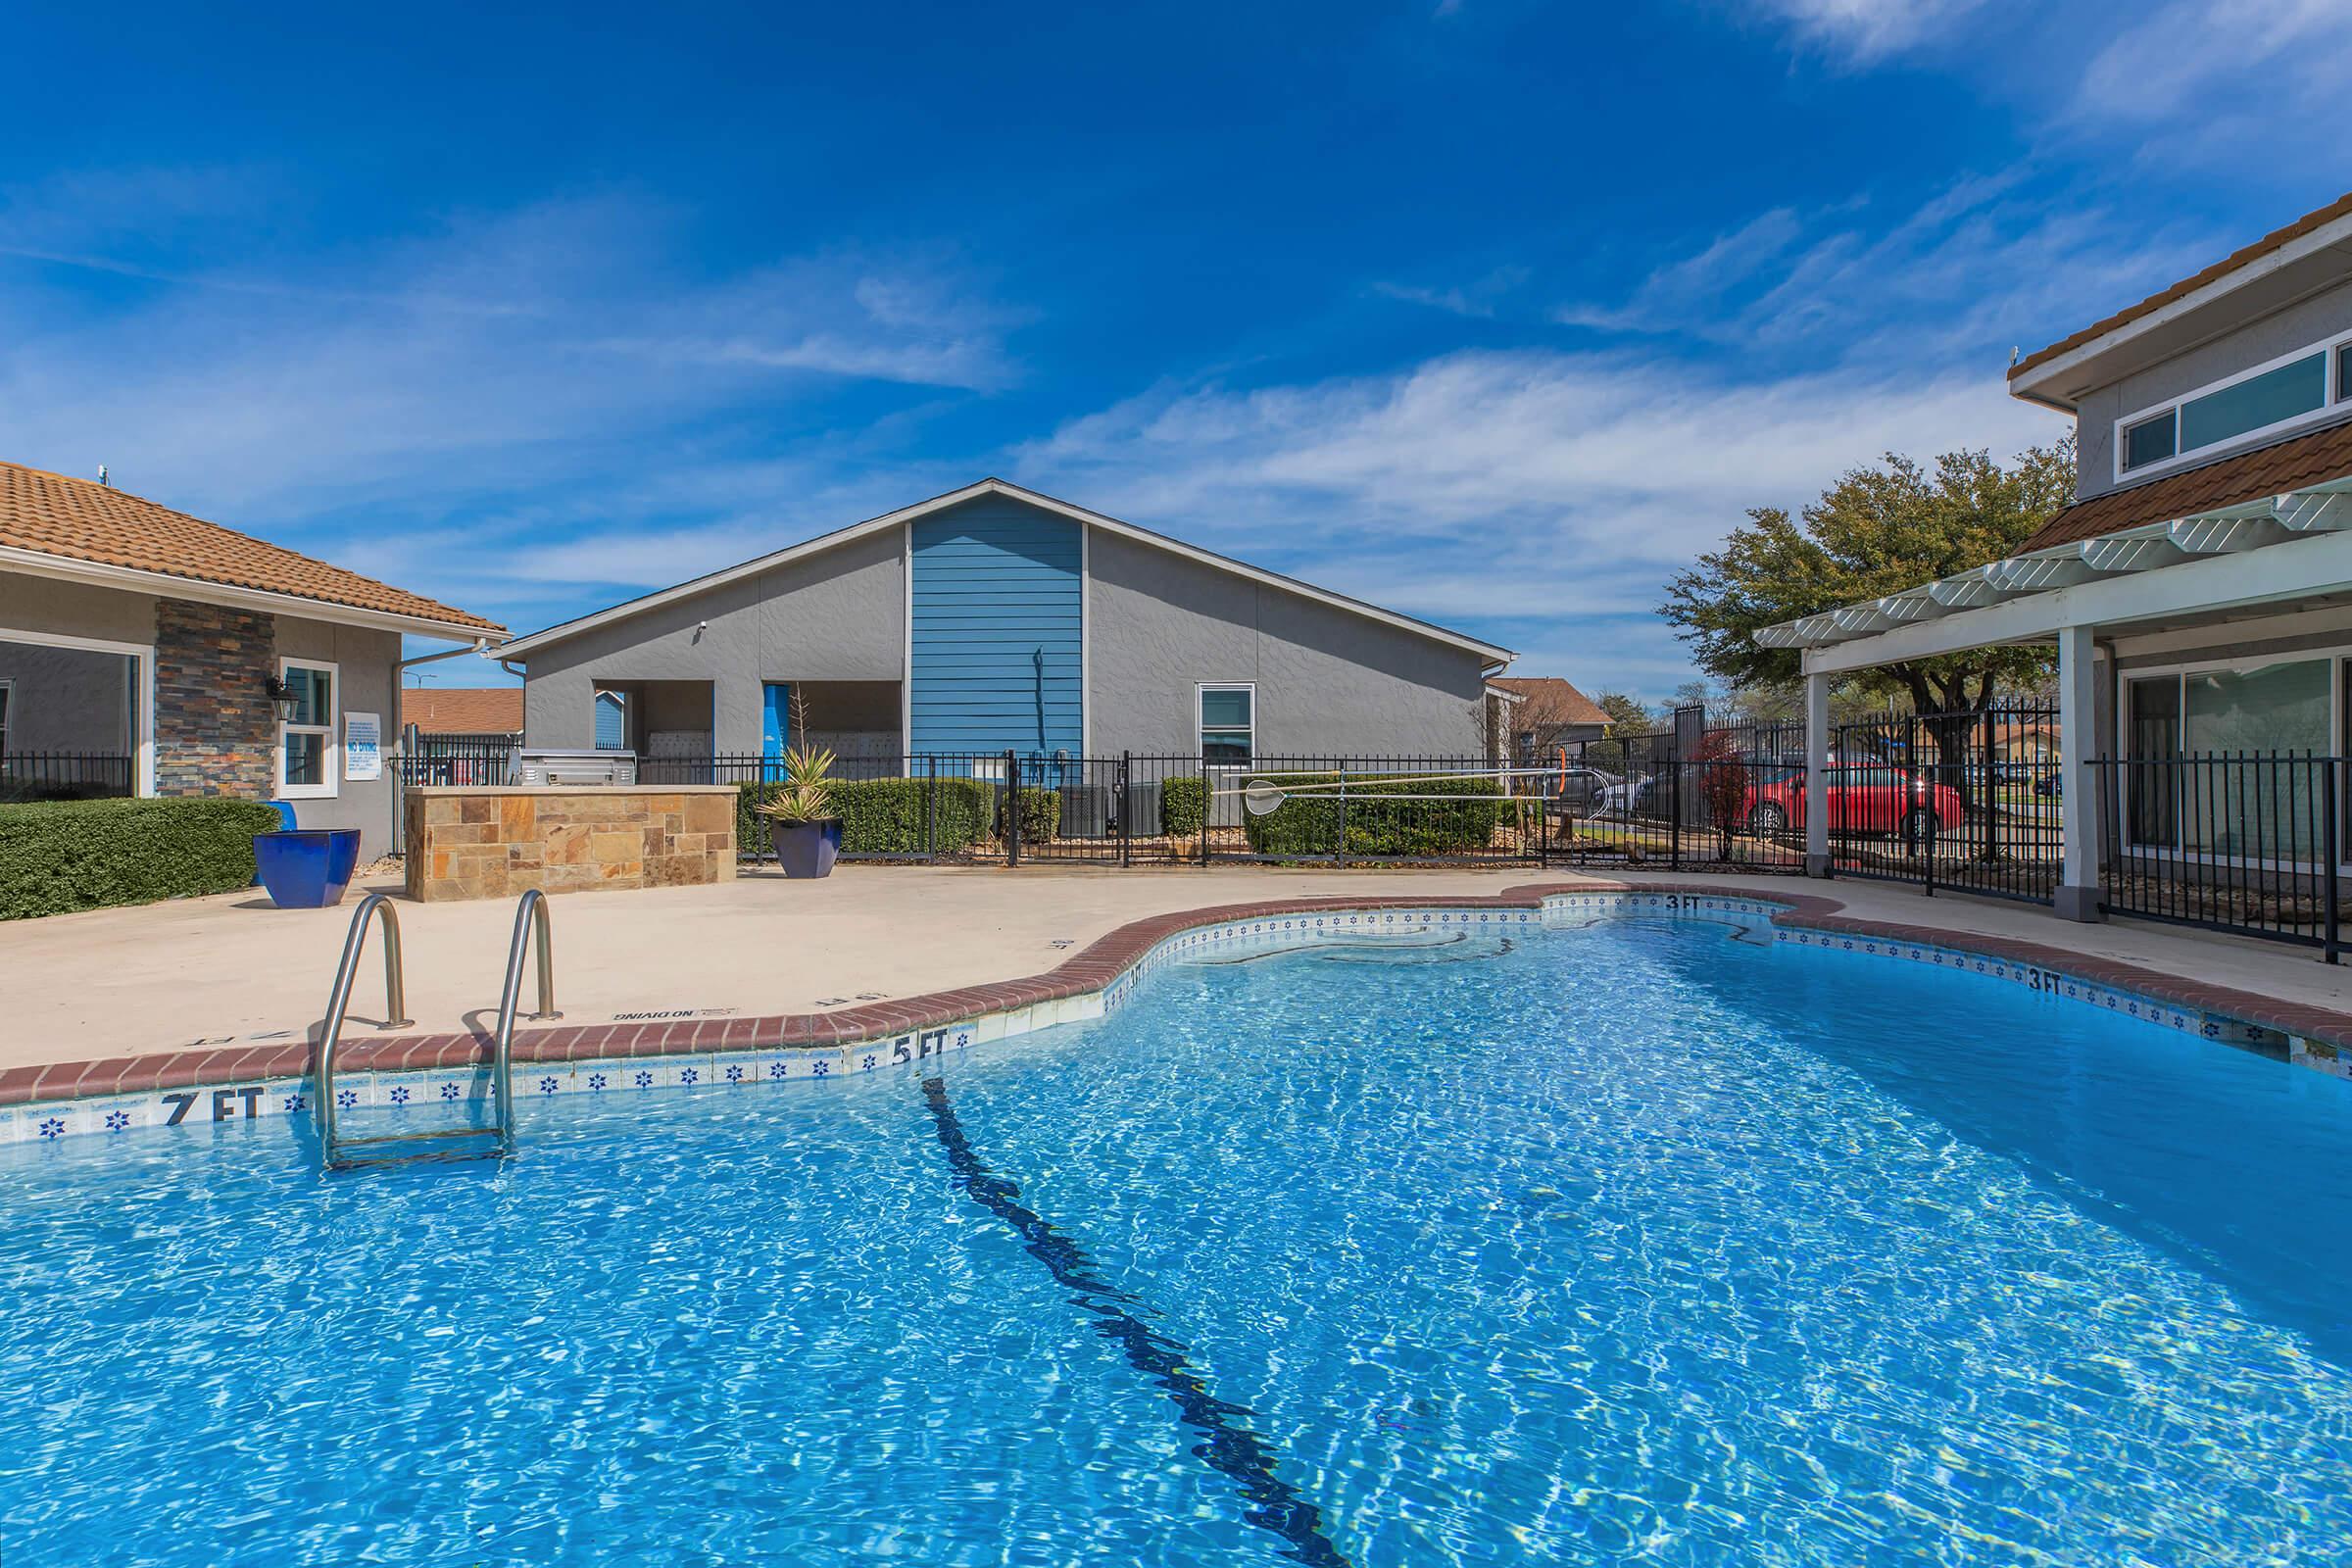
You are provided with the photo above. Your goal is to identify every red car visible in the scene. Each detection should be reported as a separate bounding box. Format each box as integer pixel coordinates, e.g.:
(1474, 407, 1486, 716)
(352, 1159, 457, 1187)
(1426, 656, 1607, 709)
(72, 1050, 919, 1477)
(1740, 761, 1966, 841)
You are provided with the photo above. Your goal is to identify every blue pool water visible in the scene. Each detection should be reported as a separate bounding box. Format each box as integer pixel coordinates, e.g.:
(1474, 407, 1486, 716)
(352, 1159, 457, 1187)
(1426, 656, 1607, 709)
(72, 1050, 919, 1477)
(6, 913, 2352, 1566)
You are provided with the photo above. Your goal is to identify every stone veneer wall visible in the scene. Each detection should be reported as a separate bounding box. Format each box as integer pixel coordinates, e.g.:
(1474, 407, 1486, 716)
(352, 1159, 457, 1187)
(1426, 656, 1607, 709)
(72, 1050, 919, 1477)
(153, 598, 276, 798)
(405, 786, 737, 902)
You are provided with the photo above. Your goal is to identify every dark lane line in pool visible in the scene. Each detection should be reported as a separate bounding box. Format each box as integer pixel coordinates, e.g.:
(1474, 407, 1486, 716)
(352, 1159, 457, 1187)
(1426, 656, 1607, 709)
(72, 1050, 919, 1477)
(918, 1074, 1352, 1568)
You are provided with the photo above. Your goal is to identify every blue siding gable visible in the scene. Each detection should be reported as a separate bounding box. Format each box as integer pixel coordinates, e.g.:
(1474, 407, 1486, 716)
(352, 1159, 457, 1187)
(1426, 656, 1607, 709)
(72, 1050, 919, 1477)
(907, 497, 1083, 757)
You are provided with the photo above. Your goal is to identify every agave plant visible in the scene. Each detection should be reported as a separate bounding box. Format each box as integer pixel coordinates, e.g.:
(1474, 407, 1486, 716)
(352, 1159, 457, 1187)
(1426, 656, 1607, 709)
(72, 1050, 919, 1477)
(755, 743, 838, 824)
(753, 690, 838, 823)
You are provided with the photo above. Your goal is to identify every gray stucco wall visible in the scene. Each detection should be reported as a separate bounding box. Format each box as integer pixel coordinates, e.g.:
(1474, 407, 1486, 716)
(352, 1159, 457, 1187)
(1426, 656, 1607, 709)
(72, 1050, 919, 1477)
(0, 573, 158, 647)
(2073, 275, 2352, 501)
(516, 511, 1495, 762)
(276, 613, 403, 857)
(1086, 529, 1490, 757)
(523, 525, 904, 754)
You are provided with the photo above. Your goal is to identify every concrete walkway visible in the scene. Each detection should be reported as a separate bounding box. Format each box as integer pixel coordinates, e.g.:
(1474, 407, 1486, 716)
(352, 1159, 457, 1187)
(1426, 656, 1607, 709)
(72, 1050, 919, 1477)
(4, 863, 2349, 1073)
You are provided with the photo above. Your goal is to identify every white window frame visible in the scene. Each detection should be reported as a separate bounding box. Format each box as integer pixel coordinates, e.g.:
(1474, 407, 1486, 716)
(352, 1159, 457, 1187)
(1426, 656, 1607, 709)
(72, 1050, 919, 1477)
(0, 676, 12, 754)
(2112, 329, 2352, 483)
(0, 627, 155, 795)
(275, 656, 340, 800)
(593, 688, 631, 752)
(2113, 647, 2346, 867)
(1197, 681, 1256, 765)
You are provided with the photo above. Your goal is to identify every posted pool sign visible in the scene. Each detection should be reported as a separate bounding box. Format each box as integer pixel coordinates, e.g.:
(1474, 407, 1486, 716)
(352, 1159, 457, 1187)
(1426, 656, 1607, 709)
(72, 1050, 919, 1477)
(345, 711, 382, 781)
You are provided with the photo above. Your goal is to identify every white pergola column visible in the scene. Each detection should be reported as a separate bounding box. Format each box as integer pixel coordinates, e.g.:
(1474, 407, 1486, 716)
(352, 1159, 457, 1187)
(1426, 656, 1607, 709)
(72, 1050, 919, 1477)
(1804, 670, 1831, 877)
(2055, 622, 2102, 922)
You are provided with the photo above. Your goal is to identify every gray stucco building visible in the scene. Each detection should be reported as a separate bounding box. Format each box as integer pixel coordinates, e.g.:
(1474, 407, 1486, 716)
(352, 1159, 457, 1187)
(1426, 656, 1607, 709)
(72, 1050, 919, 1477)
(0, 459, 505, 857)
(503, 480, 1515, 767)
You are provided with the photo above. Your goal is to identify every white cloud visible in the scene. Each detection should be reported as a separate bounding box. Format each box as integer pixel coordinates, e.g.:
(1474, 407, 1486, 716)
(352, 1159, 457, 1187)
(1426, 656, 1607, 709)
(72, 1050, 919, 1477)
(0, 189, 1025, 521)
(1372, 265, 1531, 319)
(1555, 208, 1808, 333)
(2079, 0, 2352, 137)
(1011, 347, 2061, 697)
(1737, 0, 1986, 61)
(1553, 175, 2218, 373)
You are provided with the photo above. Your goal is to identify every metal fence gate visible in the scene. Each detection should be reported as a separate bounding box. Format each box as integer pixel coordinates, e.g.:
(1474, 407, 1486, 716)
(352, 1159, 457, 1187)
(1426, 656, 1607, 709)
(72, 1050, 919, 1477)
(1827, 706, 2062, 904)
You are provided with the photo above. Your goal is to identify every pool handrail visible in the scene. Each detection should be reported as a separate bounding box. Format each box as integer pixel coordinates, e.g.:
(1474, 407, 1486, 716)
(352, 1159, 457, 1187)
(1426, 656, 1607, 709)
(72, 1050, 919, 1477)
(315, 893, 414, 1160)
(488, 889, 564, 1152)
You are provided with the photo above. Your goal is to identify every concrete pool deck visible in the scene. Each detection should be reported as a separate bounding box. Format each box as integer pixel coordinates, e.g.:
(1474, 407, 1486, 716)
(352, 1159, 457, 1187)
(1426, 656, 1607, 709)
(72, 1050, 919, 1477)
(6, 863, 2352, 1081)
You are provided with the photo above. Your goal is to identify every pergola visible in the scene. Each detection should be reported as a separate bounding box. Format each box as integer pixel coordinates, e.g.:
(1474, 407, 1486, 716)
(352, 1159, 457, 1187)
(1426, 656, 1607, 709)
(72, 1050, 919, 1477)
(1756, 477, 2352, 919)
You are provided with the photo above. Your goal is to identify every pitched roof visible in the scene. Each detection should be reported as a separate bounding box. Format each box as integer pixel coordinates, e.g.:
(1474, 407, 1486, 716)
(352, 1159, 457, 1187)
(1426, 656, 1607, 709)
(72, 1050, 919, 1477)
(0, 460, 504, 636)
(2010, 190, 2352, 380)
(399, 686, 522, 734)
(500, 477, 1513, 664)
(2020, 415, 2352, 553)
(1488, 676, 1608, 726)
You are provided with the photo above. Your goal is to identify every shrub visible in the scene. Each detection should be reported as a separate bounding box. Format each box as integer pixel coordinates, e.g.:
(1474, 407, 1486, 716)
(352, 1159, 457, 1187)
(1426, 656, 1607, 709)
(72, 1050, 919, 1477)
(1240, 771, 1507, 858)
(1158, 775, 1207, 838)
(0, 797, 283, 919)
(738, 775, 1062, 856)
(737, 777, 997, 857)
(998, 786, 1060, 846)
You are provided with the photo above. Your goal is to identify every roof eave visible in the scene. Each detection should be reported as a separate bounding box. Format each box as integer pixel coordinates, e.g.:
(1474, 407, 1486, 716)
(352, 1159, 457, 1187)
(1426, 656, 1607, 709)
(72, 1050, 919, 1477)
(500, 478, 1514, 665)
(0, 545, 508, 643)
(2007, 202, 2352, 406)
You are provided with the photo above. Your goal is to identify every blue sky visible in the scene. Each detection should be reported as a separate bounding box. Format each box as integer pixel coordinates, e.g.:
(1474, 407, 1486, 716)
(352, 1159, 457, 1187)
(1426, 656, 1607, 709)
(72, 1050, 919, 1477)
(3, 1, 2345, 703)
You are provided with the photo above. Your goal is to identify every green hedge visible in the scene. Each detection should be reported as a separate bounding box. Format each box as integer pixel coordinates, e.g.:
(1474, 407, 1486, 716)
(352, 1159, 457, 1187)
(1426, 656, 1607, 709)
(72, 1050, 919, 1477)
(1240, 772, 1507, 857)
(734, 776, 1059, 856)
(999, 786, 1060, 846)
(738, 777, 993, 856)
(0, 797, 283, 919)
(1158, 775, 1207, 838)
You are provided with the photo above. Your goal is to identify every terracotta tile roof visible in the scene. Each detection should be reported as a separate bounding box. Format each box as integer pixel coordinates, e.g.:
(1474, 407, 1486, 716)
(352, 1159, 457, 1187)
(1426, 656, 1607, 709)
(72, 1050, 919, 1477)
(2020, 415, 2352, 552)
(399, 686, 522, 734)
(1490, 676, 1609, 726)
(2011, 190, 2352, 379)
(0, 460, 504, 634)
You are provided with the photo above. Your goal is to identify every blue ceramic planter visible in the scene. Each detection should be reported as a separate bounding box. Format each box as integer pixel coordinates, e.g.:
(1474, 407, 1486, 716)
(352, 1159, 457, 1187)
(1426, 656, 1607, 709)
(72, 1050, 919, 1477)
(253, 828, 363, 908)
(769, 818, 842, 879)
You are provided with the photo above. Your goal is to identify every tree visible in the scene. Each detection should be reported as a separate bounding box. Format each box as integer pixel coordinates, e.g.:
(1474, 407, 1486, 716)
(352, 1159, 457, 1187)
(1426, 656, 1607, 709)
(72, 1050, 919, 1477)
(1660, 441, 2077, 804)
(1594, 692, 1650, 737)
(1660, 441, 2075, 711)
(1692, 728, 1750, 861)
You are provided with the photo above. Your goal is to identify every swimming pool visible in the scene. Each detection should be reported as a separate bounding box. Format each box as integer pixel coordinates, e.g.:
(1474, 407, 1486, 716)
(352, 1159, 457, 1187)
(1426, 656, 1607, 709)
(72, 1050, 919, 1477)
(5, 906, 2349, 1565)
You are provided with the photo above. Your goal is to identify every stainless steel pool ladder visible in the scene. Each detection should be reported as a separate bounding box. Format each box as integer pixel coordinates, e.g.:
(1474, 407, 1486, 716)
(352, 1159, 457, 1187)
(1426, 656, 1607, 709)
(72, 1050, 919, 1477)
(315, 891, 560, 1170)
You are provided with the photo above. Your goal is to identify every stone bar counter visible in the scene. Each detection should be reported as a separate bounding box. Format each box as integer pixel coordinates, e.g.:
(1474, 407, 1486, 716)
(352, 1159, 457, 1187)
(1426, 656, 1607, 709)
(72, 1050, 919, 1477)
(404, 785, 738, 903)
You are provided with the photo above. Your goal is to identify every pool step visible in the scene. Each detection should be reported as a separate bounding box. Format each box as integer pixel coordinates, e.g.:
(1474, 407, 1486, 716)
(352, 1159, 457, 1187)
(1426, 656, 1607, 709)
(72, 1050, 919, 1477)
(326, 1124, 508, 1171)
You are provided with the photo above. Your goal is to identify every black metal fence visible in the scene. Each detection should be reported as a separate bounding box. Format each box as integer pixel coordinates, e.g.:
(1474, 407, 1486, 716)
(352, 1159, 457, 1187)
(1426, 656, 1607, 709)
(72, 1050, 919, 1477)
(2093, 753, 2343, 958)
(390, 737, 518, 843)
(366, 717, 2352, 960)
(639, 729, 1811, 873)
(0, 751, 135, 802)
(1827, 706, 2064, 904)
(1536, 718, 1809, 875)
(368, 716, 1862, 877)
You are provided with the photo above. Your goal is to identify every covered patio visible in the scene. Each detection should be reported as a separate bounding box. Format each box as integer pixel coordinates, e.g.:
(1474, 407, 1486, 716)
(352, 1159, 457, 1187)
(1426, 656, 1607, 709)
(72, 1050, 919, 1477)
(1766, 449, 2352, 954)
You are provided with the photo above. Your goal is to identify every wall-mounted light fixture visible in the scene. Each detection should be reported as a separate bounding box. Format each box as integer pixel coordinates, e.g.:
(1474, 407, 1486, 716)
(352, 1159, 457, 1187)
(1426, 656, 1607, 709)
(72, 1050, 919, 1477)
(263, 674, 302, 724)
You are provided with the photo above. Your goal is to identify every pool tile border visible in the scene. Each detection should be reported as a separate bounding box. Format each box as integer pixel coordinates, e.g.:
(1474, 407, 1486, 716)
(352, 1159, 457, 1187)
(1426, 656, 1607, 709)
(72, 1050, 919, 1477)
(5, 881, 2348, 1146)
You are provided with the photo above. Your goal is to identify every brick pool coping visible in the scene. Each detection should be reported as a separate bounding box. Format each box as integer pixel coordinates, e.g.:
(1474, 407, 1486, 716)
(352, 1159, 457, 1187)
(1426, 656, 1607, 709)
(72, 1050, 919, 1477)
(7, 878, 2351, 1110)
